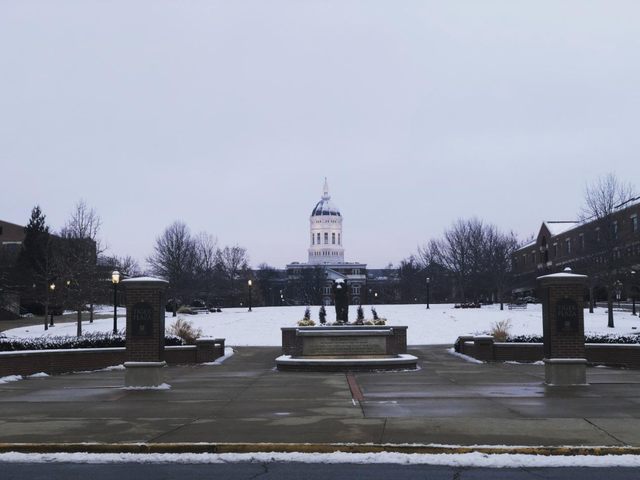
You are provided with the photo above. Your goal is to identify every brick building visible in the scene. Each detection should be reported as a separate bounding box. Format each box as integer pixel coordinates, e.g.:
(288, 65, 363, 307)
(0, 219, 26, 253)
(512, 198, 640, 299)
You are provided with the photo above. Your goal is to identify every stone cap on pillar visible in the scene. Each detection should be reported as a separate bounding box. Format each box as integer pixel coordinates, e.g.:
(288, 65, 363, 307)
(538, 268, 588, 286)
(121, 277, 169, 290)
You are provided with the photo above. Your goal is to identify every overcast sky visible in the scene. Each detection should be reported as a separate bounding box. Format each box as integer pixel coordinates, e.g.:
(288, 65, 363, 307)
(1, 1, 639, 269)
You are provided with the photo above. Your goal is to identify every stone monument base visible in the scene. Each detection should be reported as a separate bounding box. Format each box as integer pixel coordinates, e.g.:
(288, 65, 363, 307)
(278, 326, 418, 372)
(544, 358, 587, 386)
(124, 361, 166, 387)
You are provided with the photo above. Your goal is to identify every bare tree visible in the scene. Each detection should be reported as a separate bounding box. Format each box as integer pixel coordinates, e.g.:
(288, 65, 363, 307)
(147, 221, 196, 316)
(215, 245, 250, 306)
(193, 232, 218, 306)
(483, 226, 520, 310)
(432, 218, 486, 302)
(59, 200, 106, 336)
(256, 262, 279, 306)
(581, 173, 637, 328)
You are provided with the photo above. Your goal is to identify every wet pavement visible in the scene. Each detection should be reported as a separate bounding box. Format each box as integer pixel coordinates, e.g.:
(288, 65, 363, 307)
(1, 345, 640, 446)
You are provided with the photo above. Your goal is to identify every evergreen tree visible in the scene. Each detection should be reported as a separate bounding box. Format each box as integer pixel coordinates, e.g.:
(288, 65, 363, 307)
(319, 305, 326, 324)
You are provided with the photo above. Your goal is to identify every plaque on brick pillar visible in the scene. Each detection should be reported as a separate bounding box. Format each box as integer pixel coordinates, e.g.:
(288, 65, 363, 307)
(538, 268, 588, 386)
(121, 277, 169, 387)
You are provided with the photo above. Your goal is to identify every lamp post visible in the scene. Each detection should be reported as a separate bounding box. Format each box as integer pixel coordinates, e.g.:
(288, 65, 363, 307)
(248, 279, 253, 312)
(49, 283, 56, 328)
(111, 270, 120, 334)
(426, 277, 430, 309)
(368, 288, 372, 305)
(632, 271, 637, 316)
(280, 291, 284, 306)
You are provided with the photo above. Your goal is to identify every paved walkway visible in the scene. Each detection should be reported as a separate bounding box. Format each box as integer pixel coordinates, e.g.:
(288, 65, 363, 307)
(1, 346, 640, 446)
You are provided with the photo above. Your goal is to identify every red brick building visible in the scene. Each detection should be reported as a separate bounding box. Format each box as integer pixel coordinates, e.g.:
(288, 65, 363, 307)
(512, 198, 640, 298)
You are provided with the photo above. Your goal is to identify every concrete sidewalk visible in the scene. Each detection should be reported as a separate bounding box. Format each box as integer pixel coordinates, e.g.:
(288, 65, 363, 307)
(1, 346, 640, 447)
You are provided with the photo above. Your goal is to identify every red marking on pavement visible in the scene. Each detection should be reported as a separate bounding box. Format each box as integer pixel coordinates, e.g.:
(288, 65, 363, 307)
(346, 373, 363, 400)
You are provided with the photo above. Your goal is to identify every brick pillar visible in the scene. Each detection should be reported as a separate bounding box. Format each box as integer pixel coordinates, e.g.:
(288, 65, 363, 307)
(473, 335, 495, 361)
(121, 277, 169, 387)
(539, 268, 588, 385)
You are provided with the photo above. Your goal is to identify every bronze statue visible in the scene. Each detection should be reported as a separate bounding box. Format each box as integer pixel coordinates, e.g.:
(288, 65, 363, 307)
(332, 280, 349, 324)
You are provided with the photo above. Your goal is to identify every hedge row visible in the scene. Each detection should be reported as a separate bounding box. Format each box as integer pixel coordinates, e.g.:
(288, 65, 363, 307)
(0, 331, 185, 352)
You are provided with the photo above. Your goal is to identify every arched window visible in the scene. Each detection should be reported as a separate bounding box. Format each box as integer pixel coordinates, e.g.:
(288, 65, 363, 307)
(317, 233, 321, 244)
(332, 233, 336, 244)
(324, 233, 328, 244)
(338, 233, 341, 245)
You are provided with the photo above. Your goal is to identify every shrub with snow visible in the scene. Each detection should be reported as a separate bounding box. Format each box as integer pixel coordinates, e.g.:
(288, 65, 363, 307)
(0, 331, 185, 352)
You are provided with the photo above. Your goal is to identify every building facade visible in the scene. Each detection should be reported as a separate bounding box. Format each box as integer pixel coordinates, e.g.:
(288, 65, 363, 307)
(512, 198, 640, 299)
(285, 179, 391, 306)
(0, 219, 26, 253)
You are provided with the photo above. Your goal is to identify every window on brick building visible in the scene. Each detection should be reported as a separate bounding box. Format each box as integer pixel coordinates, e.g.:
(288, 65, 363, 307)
(332, 233, 335, 244)
(532, 252, 536, 264)
(554, 244, 558, 257)
(567, 240, 571, 253)
(580, 235, 585, 250)
(324, 233, 328, 244)
(633, 216, 638, 233)
(323, 286, 331, 295)
(614, 222, 619, 240)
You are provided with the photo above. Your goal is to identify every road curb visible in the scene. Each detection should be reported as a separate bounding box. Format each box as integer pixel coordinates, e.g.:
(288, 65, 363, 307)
(1, 443, 640, 456)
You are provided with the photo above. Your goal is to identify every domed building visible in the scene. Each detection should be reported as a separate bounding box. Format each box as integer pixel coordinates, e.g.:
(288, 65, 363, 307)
(286, 179, 367, 306)
(308, 178, 345, 264)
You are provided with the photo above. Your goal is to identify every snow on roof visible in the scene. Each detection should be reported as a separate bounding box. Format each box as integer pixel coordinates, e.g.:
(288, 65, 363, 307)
(544, 221, 579, 237)
(121, 276, 168, 284)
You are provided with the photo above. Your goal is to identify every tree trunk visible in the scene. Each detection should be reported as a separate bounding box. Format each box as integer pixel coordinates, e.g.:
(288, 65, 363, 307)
(607, 290, 615, 328)
(44, 302, 49, 331)
(173, 295, 177, 317)
(77, 309, 82, 337)
(589, 285, 594, 313)
(90, 302, 94, 323)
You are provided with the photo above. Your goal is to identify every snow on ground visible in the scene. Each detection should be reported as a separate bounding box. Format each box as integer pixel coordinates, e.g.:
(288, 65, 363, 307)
(2, 451, 640, 468)
(4, 304, 640, 346)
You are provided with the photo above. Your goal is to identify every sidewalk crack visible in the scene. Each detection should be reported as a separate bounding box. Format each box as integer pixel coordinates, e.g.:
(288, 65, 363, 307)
(584, 418, 626, 445)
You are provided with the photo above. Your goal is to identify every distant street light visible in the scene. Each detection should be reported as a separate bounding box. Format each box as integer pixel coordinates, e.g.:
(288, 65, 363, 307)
(374, 292, 378, 304)
(368, 288, 372, 305)
(248, 279, 253, 312)
(112, 270, 120, 334)
(49, 283, 56, 329)
(632, 271, 637, 316)
(280, 290, 284, 306)
(426, 277, 431, 310)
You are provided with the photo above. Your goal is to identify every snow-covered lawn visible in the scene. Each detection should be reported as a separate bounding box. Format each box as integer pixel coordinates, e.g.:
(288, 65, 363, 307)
(4, 304, 640, 346)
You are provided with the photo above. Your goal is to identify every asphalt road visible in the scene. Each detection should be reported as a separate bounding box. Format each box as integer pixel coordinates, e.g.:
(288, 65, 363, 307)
(2, 463, 639, 479)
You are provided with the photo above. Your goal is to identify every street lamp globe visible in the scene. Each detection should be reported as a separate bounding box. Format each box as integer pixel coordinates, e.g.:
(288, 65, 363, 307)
(111, 270, 120, 284)
(50, 283, 55, 291)
(248, 279, 252, 286)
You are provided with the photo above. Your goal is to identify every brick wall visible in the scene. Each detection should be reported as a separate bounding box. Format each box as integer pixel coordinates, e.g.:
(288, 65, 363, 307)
(0, 343, 227, 378)
(544, 282, 586, 359)
(456, 335, 640, 368)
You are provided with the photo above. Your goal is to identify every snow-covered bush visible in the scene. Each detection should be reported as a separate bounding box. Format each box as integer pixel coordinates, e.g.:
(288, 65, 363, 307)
(177, 306, 194, 315)
(167, 317, 202, 344)
(505, 332, 640, 344)
(0, 332, 185, 352)
(297, 319, 316, 326)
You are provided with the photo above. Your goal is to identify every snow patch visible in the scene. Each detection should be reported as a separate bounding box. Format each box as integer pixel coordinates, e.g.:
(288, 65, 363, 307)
(446, 348, 485, 364)
(201, 347, 235, 365)
(121, 383, 171, 391)
(2, 451, 640, 468)
(0, 375, 22, 384)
